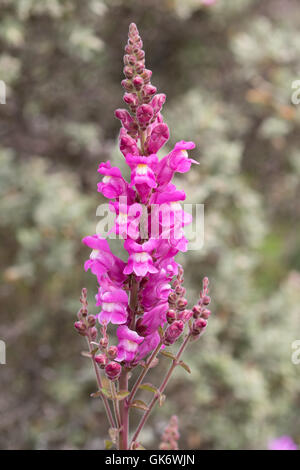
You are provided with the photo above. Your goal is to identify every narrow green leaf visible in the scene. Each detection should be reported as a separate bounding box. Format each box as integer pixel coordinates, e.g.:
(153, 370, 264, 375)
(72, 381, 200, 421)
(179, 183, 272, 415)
(130, 399, 149, 411)
(139, 383, 158, 394)
(116, 390, 130, 400)
(179, 360, 191, 374)
(160, 350, 176, 360)
(101, 387, 112, 398)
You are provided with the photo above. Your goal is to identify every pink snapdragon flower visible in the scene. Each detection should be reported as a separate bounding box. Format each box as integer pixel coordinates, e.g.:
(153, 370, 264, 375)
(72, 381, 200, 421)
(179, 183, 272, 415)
(96, 286, 128, 325)
(109, 200, 143, 239)
(126, 154, 158, 203)
(97, 161, 128, 199)
(124, 238, 158, 276)
(115, 325, 144, 362)
(157, 140, 198, 186)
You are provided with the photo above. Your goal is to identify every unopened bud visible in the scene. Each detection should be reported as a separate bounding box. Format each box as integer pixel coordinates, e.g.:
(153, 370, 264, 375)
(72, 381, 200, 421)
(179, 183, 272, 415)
(177, 309, 193, 322)
(105, 361, 122, 381)
(107, 346, 118, 360)
(87, 315, 96, 327)
(89, 327, 98, 341)
(141, 69, 152, 84)
(142, 84, 157, 98)
(133, 76, 144, 91)
(164, 320, 184, 346)
(176, 298, 188, 311)
(166, 309, 176, 324)
(94, 353, 108, 368)
(121, 79, 134, 92)
(202, 295, 211, 306)
(135, 61, 145, 74)
(99, 337, 108, 350)
(201, 309, 211, 319)
(191, 318, 207, 336)
(192, 305, 202, 318)
(137, 104, 154, 127)
(74, 321, 87, 336)
(123, 66, 134, 79)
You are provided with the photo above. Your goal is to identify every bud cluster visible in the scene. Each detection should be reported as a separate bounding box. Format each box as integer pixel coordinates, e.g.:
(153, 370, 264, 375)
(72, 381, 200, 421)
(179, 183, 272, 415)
(159, 415, 180, 450)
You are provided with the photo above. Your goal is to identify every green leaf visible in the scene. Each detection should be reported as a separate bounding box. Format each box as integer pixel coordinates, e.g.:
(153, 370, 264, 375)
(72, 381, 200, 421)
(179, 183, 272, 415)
(139, 383, 158, 394)
(130, 399, 149, 411)
(105, 440, 113, 449)
(179, 360, 191, 374)
(160, 350, 176, 360)
(101, 387, 112, 398)
(158, 326, 164, 338)
(116, 390, 130, 400)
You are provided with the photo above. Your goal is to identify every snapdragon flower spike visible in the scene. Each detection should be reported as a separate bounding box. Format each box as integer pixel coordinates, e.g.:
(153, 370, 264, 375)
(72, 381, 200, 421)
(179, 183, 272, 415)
(78, 23, 212, 449)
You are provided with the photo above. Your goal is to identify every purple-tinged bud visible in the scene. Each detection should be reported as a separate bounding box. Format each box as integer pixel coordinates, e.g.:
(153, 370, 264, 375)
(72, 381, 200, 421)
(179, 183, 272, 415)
(164, 320, 184, 346)
(177, 309, 193, 322)
(135, 61, 145, 74)
(121, 79, 134, 92)
(168, 292, 177, 304)
(136, 49, 145, 60)
(87, 315, 96, 327)
(137, 104, 154, 127)
(128, 55, 136, 66)
(141, 69, 152, 84)
(191, 318, 207, 336)
(201, 309, 211, 320)
(151, 94, 166, 114)
(123, 66, 134, 79)
(192, 305, 202, 318)
(123, 93, 139, 107)
(147, 123, 169, 153)
(107, 346, 118, 360)
(94, 353, 108, 368)
(202, 295, 211, 306)
(125, 44, 133, 54)
(99, 337, 108, 350)
(105, 361, 122, 381)
(74, 321, 87, 336)
(166, 309, 176, 324)
(142, 84, 157, 98)
(115, 109, 138, 134)
(89, 327, 98, 341)
(119, 129, 139, 156)
(176, 298, 188, 311)
(175, 285, 186, 295)
(133, 76, 144, 91)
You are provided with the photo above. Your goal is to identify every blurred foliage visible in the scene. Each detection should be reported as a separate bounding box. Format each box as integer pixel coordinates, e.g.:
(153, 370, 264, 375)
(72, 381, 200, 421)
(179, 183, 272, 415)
(1, 0, 300, 450)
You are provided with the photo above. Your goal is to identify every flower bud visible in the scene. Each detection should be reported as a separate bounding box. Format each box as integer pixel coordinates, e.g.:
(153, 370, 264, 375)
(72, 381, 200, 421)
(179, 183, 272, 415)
(105, 361, 122, 381)
(135, 61, 145, 74)
(192, 305, 202, 318)
(121, 79, 134, 92)
(133, 76, 144, 91)
(99, 337, 108, 350)
(201, 309, 211, 319)
(89, 327, 98, 341)
(166, 309, 176, 324)
(136, 49, 145, 60)
(142, 84, 157, 98)
(123, 66, 134, 79)
(123, 93, 139, 107)
(177, 309, 193, 322)
(202, 295, 211, 306)
(176, 298, 188, 311)
(141, 69, 152, 84)
(107, 346, 118, 360)
(151, 94, 166, 114)
(164, 320, 184, 346)
(74, 321, 87, 336)
(87, 315, 96, 327)
(191, 318, 207, 336)
(94, 353, 108, 368)
(136, 104, 154, 127)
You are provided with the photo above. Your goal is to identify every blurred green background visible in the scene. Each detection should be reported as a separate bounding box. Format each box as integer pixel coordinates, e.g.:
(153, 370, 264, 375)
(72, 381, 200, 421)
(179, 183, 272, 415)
(1, 0, 300, 450)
